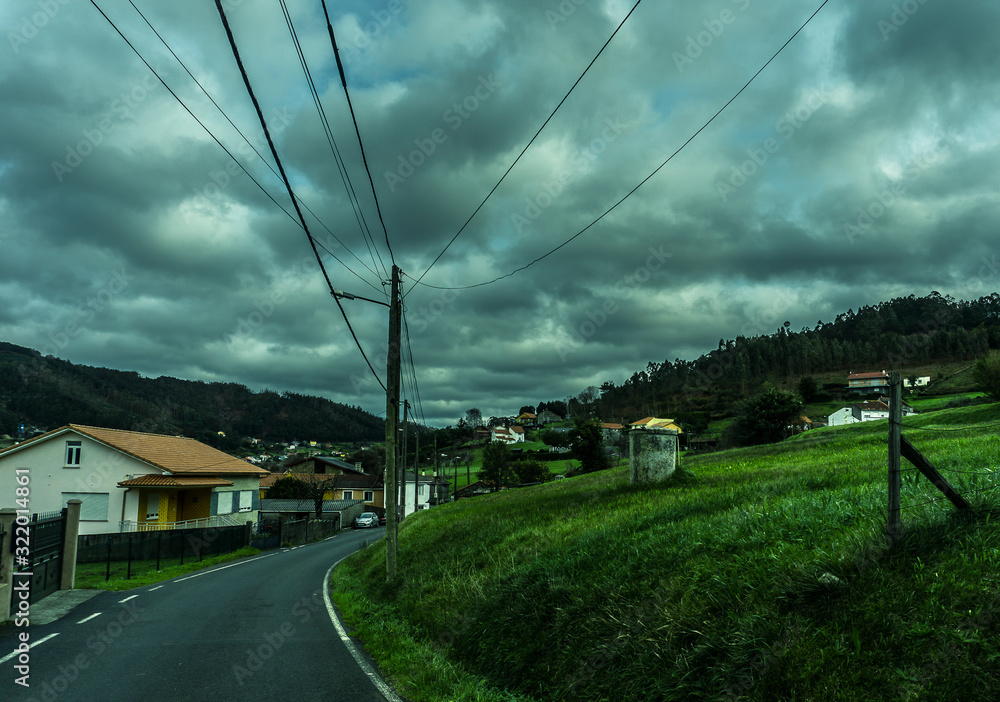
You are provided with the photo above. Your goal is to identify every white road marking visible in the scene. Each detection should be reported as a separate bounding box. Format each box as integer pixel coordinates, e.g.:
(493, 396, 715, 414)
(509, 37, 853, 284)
(118, 595, 139, 604)
(76, 613, 101, 624)
(324, 558, 404, 702)
(0, 633, 59, 666)
(149, 586, 164, 592)
(173, 552, 276, 582)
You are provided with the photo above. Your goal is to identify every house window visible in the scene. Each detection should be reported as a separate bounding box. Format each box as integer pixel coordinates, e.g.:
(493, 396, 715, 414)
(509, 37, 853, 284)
(239, 491, 252, 512)
(146, 492, 160, 520)
(65, 441, 82, 467)
(218, 492, 234, 515)
(62, 492, 109, 521)
(364, 491, 374, 502)
(343, 490, 353, 500)
(419, 485, 425, 497)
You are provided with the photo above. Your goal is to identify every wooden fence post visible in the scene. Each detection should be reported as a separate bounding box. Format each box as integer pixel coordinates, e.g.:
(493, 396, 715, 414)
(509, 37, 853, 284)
(887, 371, 902, 542)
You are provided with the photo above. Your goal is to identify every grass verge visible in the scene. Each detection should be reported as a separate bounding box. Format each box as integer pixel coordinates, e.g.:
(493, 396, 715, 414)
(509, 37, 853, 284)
(332, 402, 1000, 701)
(75, 546, 261, 590)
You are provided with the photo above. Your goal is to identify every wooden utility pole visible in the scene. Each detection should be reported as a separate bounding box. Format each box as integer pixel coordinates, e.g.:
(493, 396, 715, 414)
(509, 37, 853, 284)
(887, 371, 902, 542)
(385, 265, 401, 583)
(414, 429, 420, 515)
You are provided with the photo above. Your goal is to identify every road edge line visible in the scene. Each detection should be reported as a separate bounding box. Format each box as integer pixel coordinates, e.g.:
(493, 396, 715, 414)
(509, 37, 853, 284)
(323, 558, 404, 702)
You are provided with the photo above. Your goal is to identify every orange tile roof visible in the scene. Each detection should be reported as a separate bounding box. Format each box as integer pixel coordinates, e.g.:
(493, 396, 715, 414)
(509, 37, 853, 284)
(0, 424, 267, 477)
(117, 475, 234, 488)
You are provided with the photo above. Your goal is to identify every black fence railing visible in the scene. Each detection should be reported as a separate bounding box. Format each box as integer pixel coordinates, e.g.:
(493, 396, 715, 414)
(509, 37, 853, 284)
(250, 517, 339, 550)
(76, 523, 250, 582)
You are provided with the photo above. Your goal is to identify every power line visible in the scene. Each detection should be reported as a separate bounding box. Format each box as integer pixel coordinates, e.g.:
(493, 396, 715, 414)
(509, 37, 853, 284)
(213, 0, 385, 392)
(278, 0, 389, 284)
(104, 0, 383, 294)
(406, 0, 832, 293)
(320, 0, 396, 266)
(86, 2, 299, 227)
(406, 0, 646, 297)
(401, 308, 426, 426)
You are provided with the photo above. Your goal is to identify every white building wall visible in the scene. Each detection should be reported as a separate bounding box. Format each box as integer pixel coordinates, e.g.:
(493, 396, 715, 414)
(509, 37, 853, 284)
(827, 408, 856, 427)
(401, 478, 432, 517)
(0, 432, 160, 535)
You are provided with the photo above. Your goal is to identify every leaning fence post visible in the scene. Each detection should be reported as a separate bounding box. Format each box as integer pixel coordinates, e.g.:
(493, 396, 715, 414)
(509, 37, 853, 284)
(126, 535, 133, 580)
(61, 499, 82, 590)
(887, 371, 903, 543)
(155, 530, 162, 571)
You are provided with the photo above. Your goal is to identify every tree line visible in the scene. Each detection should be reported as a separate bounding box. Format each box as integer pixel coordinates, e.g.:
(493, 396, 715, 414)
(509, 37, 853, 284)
(0, 342, 383, 445)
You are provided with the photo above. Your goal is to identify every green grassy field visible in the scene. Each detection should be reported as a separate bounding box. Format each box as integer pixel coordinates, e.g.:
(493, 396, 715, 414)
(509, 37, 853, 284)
(331, 402, 1000, 701)
(75, 546, 260, 590)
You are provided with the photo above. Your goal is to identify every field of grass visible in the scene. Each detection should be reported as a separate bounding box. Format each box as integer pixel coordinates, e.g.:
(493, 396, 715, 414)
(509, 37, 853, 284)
(331, 402, 1000, 701)
(75, 546, 260, 590)
(908, 391, 986, 412)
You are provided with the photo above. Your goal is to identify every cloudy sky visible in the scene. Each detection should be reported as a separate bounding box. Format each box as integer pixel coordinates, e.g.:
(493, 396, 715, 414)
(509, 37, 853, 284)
(2, 0, 998, 427)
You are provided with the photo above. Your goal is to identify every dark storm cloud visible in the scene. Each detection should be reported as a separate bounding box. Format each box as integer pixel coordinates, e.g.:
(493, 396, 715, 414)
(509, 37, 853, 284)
(1, 0, 998, 426)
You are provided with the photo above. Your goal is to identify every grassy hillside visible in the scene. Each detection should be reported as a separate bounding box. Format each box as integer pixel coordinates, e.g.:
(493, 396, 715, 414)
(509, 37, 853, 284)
(332, 402, 1000, 701)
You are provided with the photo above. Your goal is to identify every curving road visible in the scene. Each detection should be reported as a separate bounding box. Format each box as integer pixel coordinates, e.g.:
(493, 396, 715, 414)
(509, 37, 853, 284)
(0, 527, 396, 702)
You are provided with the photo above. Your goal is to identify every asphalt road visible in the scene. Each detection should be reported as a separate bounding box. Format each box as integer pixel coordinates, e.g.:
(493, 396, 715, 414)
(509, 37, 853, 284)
(0, 527, 395, 702)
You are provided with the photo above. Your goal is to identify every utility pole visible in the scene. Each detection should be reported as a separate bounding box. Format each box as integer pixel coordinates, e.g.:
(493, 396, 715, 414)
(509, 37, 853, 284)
(384, 266, 401, 583)
(400, 400, 409, 521)
(414, 429, 420, 515)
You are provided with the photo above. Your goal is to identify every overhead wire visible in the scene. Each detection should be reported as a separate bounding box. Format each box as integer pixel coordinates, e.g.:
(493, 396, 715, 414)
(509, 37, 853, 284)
(100, 0, 383, 294)
(400, 307, 427, 426)
(405, 0, 832, 293)
(277, 0, 389, 285)
(320, 0, 396, 267)
(214, 0, 385, 392)
(405, 0, 645, 297)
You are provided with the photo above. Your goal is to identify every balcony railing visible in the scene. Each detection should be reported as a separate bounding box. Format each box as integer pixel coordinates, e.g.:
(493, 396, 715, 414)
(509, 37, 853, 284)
(119, 512, 251, 532)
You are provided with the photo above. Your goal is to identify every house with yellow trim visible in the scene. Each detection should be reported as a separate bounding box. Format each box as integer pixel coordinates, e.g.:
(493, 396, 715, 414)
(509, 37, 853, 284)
(0, 424, 268, 535)
(628, 417, 684, 433)
(259, 455, 385, 512)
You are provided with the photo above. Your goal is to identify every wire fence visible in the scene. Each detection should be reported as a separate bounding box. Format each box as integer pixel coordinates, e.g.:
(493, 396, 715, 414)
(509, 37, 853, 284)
(76, 523, 250, 582)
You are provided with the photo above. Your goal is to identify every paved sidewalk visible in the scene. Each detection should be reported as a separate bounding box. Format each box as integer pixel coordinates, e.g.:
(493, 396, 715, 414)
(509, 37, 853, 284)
(21, 590, 103, 626)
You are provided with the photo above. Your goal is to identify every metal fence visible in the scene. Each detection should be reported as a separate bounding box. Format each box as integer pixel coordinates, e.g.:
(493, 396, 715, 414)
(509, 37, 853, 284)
(250, 517, 339, 551)
(11, 510, 66, 613)
(76, 523, 250, 582)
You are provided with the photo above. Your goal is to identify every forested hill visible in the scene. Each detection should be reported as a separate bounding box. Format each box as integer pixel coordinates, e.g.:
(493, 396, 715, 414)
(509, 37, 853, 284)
(593, 292, 1000, 422)
(0, 342, 383, 446)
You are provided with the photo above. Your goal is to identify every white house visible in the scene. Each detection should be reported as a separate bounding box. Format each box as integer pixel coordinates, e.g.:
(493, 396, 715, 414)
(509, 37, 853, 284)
(903, 376, 932, 388)
(0, 424, 268, 535)
(491, 426, 525, 444)
(827, 399, 916, 427)
(398, 471, 451, 517)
